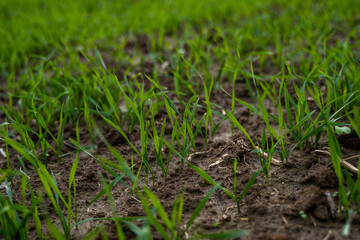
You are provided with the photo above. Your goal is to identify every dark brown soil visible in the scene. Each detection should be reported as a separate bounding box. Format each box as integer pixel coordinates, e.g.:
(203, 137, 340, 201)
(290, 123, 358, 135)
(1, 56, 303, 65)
(1, 38, 360, 240)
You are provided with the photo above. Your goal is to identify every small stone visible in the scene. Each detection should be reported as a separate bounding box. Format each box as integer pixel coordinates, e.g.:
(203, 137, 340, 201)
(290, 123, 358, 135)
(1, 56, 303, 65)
(222, 214, 231, 222)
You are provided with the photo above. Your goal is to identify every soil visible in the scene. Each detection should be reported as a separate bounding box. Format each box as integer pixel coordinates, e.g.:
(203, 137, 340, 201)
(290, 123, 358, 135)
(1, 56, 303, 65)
(1, 36, 360, 240)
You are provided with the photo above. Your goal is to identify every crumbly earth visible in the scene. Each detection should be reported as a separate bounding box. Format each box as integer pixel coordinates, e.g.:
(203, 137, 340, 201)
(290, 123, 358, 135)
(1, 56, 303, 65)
(1, 37, 360, 239)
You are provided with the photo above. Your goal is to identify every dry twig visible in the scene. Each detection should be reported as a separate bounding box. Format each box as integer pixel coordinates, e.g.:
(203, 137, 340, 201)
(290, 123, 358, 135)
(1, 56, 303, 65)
(322, 230, 334, 240)
(255, 146, 282, 166)
(325, 190, 338, 218)
(314, 150, 358, 174)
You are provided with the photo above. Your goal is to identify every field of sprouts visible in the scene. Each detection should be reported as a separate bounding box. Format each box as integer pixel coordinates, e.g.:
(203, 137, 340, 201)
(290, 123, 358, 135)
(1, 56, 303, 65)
(1, 0, 360, 239)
